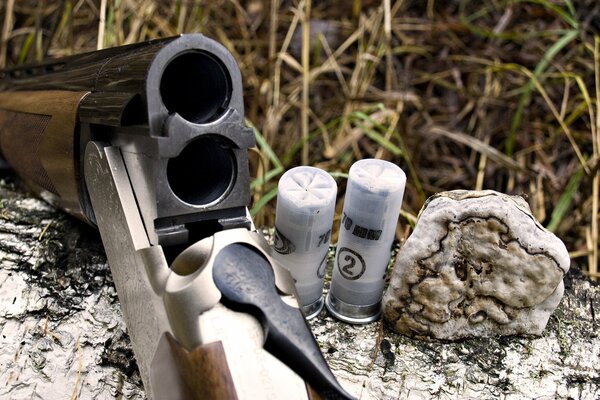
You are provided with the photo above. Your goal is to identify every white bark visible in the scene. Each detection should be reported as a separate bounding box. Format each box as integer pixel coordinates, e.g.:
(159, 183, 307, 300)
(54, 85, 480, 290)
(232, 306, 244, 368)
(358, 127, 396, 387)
(0, 177, 598, 399)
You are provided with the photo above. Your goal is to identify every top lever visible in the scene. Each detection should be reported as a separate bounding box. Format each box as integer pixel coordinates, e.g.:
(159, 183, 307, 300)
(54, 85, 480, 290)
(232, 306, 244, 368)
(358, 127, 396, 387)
(214, 243, 354, 399)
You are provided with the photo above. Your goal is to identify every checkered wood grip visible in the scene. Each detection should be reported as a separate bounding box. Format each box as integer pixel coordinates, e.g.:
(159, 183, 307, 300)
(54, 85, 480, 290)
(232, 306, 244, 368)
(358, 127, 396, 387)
(0, 109, 57, 194)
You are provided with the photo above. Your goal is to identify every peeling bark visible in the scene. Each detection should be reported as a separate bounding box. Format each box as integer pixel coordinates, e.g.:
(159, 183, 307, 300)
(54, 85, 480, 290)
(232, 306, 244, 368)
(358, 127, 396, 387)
(1, 176, 598, 399)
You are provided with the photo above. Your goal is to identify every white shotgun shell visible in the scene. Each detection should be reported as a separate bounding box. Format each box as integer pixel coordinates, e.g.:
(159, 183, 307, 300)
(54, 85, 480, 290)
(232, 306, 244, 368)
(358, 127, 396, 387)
(273, 166, 337, 319)
(326, 159, 406, 324)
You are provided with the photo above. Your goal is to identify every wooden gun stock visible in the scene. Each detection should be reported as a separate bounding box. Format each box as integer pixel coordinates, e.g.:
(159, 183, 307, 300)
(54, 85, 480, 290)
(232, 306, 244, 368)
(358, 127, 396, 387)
(166, 335, 240, 400)
(159, 334, 324, 400)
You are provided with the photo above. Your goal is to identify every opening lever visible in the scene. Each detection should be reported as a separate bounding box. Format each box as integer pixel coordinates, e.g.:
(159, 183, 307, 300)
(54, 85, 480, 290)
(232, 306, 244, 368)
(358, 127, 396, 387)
(213, 243, 354, 400)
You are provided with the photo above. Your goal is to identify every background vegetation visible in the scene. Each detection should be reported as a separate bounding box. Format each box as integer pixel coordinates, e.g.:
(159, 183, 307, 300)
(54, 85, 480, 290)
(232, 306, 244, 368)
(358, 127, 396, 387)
(1, 0, 598, 278)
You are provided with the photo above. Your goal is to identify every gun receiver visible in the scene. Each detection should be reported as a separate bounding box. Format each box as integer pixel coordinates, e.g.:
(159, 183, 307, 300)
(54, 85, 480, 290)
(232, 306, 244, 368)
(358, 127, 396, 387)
(0, 34, 352, 400)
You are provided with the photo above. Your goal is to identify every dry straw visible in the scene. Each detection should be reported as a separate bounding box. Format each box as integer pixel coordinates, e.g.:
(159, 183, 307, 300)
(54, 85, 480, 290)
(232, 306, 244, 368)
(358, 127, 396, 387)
(1, 0, 598, 278)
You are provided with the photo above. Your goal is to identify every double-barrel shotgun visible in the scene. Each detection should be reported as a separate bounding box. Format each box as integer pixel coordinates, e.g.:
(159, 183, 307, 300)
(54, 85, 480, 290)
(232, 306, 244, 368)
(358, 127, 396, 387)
(0, 34, 353, 400)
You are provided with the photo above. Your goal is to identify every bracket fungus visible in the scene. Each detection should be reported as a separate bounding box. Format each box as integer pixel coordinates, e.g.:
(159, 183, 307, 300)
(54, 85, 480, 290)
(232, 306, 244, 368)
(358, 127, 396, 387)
(382, 190, 570, 340)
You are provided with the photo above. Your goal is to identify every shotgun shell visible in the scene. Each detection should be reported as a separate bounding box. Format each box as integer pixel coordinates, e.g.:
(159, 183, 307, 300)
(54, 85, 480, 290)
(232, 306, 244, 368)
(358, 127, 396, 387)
(326, 159, 405, 324)
(273, 166, 337, 319)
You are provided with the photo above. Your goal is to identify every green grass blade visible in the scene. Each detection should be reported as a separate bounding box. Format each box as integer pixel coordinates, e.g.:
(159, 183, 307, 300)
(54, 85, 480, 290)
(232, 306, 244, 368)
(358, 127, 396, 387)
(247, 120, 283, 170)
(328, 171, 349, 180)
(515, 0, 578, 29)
(357, 122, 403, 156)
(507, 29, 578, 156)
(350, 111, 403, 155)
(251, 167, 283, 190)
(17, 33, 35, 64)
(247, 119, 285, 190)
(547, 167, 585, 232)
(458, 0, 574, 41)
(250, 186, 278, 216)
(563, 0, 576, 20)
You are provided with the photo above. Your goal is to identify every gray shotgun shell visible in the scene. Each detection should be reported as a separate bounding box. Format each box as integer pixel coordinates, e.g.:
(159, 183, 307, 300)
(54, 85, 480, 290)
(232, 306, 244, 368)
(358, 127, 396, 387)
(273, 166, 337, 319)
(326, 159, 406, 324)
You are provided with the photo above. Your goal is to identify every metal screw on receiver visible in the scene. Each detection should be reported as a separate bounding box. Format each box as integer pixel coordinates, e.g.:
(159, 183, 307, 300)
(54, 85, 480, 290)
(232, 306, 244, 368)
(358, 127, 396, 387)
(272, 167, 337, 319)
(326, 159, 406, 324)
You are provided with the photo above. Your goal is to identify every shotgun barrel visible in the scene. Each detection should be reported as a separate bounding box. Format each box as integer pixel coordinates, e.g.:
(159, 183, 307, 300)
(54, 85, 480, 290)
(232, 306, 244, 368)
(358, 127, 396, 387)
(0, 35, 251, 245)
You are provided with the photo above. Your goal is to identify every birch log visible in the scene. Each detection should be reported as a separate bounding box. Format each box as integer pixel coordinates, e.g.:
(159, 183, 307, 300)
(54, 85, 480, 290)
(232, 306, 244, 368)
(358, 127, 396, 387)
(0, 175, 598, 399)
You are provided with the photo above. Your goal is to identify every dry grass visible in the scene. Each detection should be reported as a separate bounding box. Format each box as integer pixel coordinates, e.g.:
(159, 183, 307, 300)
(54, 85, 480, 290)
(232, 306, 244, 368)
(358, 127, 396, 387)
(1, 0, 599, 278)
